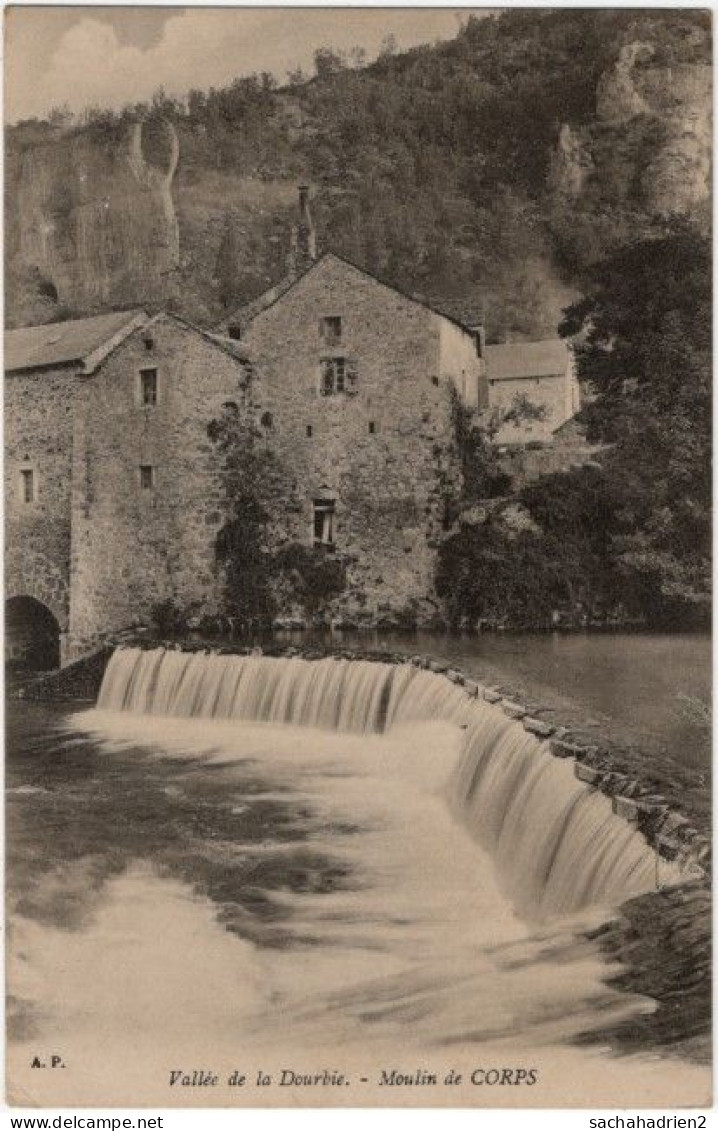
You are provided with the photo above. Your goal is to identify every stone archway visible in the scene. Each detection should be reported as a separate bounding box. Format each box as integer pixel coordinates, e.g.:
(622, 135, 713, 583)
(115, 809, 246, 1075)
(5, 595, 61, 670)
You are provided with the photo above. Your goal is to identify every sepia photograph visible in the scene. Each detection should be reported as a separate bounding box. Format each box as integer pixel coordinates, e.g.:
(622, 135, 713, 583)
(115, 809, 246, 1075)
(3, 3, 712, 1112)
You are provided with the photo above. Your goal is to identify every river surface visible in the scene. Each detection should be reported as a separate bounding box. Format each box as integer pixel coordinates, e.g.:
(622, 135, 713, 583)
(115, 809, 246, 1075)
(6, 641, 711, 1109)
(282, 631, 711, 769)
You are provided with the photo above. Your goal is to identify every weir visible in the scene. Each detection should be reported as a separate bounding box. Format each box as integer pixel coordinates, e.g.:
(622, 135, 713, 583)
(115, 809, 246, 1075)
(97, 646, 688, 919)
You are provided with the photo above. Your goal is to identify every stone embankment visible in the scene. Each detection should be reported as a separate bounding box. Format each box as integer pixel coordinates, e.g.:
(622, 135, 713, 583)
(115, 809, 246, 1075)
(13, 645, 113, 703)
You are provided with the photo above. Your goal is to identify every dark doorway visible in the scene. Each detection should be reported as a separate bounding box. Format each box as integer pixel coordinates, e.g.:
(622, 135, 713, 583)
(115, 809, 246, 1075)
(5, 596, 61, 670)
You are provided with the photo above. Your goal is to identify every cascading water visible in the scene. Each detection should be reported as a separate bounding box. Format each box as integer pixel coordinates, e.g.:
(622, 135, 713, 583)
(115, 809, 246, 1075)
(8, 644, 708, 1106)
(98, 646, 683, 918)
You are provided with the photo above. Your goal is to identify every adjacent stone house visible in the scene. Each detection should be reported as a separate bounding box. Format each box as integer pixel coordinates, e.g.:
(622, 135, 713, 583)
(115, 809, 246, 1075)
(483, 338, 580, 445)
(222, 251, 482, 626)
(5, 309, 249, 663)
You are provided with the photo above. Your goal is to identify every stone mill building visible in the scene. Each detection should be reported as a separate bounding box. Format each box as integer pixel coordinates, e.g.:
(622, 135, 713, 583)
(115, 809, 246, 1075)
(5, 187, 580, 668)
(5, 310, 250, 664)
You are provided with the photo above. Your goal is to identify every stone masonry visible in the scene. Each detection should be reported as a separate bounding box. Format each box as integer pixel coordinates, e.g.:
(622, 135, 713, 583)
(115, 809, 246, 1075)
(5, 312, 250, 661)
(69, 316, 249, 655)
(241, 253, 480, 624)
(5, 365, 76, 640)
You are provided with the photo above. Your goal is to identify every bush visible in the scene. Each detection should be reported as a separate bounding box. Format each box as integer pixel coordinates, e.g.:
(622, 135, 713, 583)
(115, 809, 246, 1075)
(274, 544, 347, 618)
(150, 600, 191, 637)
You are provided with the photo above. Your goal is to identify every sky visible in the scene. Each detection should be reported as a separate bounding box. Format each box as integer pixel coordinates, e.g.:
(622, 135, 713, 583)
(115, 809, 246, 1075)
(4, 6, 484, 123)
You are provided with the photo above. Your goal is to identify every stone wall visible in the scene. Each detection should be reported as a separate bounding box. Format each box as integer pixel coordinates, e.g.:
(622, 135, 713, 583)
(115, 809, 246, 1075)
(495, 417, 603, 486)
(438, 318, 483, 410)
(4, 364, 76, 635)
(14, 644, 113, 702)
(242, 255, 463, 625)
(68, 317, 248, 654)
(489, 372, 572, 444)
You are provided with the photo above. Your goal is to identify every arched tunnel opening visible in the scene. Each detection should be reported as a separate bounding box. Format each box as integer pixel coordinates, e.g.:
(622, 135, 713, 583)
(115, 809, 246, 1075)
(5, 596, 61, 671)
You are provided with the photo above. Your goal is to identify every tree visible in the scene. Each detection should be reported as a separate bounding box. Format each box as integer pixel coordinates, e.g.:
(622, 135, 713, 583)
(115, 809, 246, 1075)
(208, 403, 347, 627)
(314, 47, 346, 81)
(451, 387, 546, 503)
(561, 220, 711, 623)
(208, 403, 288, 624)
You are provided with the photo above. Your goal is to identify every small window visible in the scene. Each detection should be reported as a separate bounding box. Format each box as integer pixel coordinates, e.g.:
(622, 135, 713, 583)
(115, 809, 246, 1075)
(431, 375, 439, 387)
(368, 421, 376, 434)
(306, 424, 313, 437)
(140, 367, 158, 406)
(313, 499, 336, 549)
(227, 322, 242, 341)
(140, 465, 155, 491)
(20, 468, 35, 504)
(261, 411, 274, 430)
(320, 316, 342, 345)
(142, 333, 154, 352)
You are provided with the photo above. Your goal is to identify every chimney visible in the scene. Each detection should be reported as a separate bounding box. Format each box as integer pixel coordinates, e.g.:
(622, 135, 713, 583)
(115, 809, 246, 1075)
(468, 322, 486, 358)
(288, 184, 317, 277)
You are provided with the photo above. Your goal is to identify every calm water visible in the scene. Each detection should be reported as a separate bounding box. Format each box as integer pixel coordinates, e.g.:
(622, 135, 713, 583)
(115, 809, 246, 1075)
(288, 631, 711, 768)
(6, 670, 710, 1108)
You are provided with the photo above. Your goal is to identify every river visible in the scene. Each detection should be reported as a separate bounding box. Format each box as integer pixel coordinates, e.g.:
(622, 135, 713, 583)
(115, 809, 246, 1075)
(280, 630, 711, 768)
(5, 639, 711, 1108)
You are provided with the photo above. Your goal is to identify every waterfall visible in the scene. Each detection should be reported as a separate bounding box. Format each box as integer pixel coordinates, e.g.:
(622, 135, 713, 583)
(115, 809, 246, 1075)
(97, 646, 683, 917)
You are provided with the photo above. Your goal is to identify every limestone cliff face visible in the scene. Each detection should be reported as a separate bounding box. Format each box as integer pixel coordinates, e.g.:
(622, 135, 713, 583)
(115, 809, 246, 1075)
(8, 120, 179, 314)
(552, 43, 711, 217)
(547, 124, 595, 200)
(637, 63, 712, 215)
(595, 42, 657, 125)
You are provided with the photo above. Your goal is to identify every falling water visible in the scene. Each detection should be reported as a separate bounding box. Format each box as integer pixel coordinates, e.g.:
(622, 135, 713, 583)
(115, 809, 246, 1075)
(98, 646, 683, 918)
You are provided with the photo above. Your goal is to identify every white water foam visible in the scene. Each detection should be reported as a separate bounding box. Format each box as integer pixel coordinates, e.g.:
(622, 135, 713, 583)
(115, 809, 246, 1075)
(8, 711, 708, 1107)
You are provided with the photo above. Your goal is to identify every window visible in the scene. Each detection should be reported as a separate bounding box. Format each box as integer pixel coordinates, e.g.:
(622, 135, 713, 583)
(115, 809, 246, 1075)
(261, 411, 274, 430)
(313, 499, 335, 549)
(140, 465, 155, 491)
(140, 367, 158, 406)
(368, 421, 376, 434)
(227, 322, 242, 341)
(20, 468, 35, 504)
(431, 375, 439, 387)
(306, 425, 313, 438)
(320, 316, 342, 345)
(319, 357, 358, 396)
(320, 357, 345, 395)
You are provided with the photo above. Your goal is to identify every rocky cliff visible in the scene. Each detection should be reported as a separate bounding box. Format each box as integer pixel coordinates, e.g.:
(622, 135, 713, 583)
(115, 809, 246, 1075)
(551, 45, 711, 217)
(5, 9, 711, 332)
(6, 119, 179, 323)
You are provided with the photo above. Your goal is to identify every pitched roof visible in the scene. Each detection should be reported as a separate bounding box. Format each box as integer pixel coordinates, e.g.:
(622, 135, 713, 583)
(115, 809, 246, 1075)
(216, 252, 474, 336)
(142, 312, 253, 366)
(5, 309, 147, 373)
(484, 338, 571, 381)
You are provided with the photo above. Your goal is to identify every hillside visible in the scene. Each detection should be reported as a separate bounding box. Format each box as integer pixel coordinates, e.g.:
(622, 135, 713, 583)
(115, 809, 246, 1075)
(5, 8, 711, 334)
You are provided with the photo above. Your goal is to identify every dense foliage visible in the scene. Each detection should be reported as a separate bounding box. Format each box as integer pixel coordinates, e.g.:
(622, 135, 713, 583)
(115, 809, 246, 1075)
(438, 222, 711, 630)
(562, 221, 711, 622)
